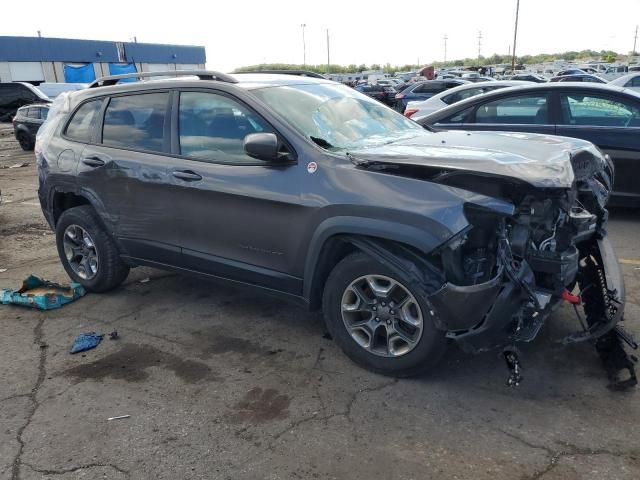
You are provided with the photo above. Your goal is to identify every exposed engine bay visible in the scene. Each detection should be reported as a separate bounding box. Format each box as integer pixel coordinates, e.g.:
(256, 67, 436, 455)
(350, 144, 637, 390)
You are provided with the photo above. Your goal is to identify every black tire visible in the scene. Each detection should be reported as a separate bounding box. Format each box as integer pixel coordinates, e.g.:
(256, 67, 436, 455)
(322, 252, 447, 377)
(16, 132, 34, 151)
(55, 206, 129, 292)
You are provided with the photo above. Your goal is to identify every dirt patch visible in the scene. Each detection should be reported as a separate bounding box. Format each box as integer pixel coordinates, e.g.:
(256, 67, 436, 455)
(62, 343, 217, 384)
(228, 387, 290, 424)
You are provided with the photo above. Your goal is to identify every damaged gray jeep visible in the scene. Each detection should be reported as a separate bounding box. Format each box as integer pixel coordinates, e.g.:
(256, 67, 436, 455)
(37, 71, 636, 387)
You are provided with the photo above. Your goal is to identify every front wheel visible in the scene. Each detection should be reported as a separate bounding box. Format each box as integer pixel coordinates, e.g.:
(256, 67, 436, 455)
(55, 206, 130, 292)
(16, 132, 34, 151)
(322, 252, 447, 377)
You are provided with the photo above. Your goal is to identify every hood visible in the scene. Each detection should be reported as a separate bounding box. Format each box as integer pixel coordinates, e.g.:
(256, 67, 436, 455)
(348, 130, 604, 188)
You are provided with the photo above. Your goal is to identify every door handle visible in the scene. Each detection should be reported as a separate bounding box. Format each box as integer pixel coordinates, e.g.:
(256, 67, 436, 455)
(172, 170, 202, 181)
(82, 156, 106, 167)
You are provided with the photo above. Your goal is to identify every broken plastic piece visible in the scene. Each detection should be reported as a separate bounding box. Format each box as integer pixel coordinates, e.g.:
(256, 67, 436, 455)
(1, 275, 85, 310)
(70, 332, 103, 354)
(107, 415, 131, 421)
(109, 330, 119, 340)
(503, 348, 523, 387)
(561, 288, 581, 305)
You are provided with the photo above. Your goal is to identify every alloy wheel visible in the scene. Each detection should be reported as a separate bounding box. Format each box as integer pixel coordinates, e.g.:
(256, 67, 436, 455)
(341, 275, 424, 357)
(63, 224, 99, 280)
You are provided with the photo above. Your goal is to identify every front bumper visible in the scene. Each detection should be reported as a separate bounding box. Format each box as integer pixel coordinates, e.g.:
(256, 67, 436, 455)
(427, 236, 625, 353)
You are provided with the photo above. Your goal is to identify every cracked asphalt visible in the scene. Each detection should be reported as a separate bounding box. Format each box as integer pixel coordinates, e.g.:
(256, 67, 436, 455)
(1, 122, 639, 479)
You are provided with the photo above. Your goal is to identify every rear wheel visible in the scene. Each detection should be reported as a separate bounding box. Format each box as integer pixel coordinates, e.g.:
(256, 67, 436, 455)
(16, 131, 34, 151)
(322, 252, 447, 377)
(56, 206, 129, 292)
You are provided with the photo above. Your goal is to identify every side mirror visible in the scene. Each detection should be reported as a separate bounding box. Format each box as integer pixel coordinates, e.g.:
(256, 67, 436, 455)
(244, 133, 279, 161)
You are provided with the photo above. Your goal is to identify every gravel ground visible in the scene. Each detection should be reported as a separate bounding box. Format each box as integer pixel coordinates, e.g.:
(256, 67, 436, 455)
(1, 122, 639, 480)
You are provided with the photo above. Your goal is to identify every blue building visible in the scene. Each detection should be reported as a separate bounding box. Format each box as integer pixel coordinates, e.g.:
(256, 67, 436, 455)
(0, 36, 206, 83)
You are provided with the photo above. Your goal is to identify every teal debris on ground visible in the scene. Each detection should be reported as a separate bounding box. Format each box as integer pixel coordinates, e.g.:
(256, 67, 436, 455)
(0, 275, 86, 310)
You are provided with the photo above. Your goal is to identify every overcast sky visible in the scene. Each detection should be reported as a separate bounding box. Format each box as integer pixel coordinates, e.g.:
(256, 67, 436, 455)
(4, 0, 640, 71)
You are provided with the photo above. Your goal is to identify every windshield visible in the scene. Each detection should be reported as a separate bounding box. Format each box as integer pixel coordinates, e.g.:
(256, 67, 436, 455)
(251, 83, 425, 150)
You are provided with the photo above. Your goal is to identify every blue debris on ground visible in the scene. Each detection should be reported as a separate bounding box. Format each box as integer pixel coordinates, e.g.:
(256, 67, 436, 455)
(70, 332, 104, 354)
(0, 275, 85, 310)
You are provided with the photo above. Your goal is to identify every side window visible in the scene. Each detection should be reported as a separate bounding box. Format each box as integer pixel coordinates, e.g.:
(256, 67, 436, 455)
(65, 99, 102, 143)
(178, 91, 273, 164)
(438, 106, 474, 124)
(559, 94, 640, 127)
(628, 77, 640, 88)
(443, 87, 485, 105)
(474, 95, 549, 124)
(27, 108, 39, 119)
(41, 108, 49, 120)
(102, 93, 169, 153)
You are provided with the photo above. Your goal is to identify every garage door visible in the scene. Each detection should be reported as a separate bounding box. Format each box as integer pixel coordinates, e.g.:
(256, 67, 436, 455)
(9, 62, 45, 82)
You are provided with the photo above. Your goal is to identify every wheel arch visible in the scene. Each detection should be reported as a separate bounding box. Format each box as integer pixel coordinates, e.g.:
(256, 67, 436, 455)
(303, 216, 447, 310)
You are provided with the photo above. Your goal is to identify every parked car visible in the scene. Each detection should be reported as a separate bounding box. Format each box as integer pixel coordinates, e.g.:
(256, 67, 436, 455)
(556, 69, 587, 76)
(36, 82, 88, 99)
(509, 73, 548, 83)
(12, 104, 49, 150)
(609, 72, 640, 91)
(35, 70, 630, 383)
(0, 82, 50, 121)
(354, 83, 397, 106)
(550, 74, 607, 83)
(416, 82, 640, 206)
(404, 80, 530, 120)
(395, 79, 469, 111)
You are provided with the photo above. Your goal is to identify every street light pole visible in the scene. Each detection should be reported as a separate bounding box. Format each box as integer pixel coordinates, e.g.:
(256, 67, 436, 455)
(326, 29, 330, 74)
(511, 0, 520, 73)
(444, 34, 448, 64)
(301, 24, 307, 66)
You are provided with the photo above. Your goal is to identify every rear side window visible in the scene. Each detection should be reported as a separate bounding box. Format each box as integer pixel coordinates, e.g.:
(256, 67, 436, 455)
(559, 94, 640, 127)
(65, 100, 102, 143)
(442, 87, 486, 105)
(102, 92, 169, 153)
(178, 91, 273, 164)
(27, 108, 39, 119)
(413, 82, 444, 94)
(627, 77, 640, 88)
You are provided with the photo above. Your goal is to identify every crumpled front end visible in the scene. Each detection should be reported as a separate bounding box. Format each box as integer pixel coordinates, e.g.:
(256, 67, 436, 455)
(424, 146, 630, 365)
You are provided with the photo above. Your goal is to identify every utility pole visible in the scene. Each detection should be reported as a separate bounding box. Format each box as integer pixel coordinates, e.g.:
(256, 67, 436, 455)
(444, 34, 448, 64)
(301, 24, 307, 66)
(478, 30, 482, 63)
(511, 0, 520, 73)
(326, 29, 330, 74)
(633, 25, 638, 56)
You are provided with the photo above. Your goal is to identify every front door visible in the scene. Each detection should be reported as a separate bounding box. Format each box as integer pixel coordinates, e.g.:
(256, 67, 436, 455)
(435, 92, 556, 136)
(166, 90, 306, 294)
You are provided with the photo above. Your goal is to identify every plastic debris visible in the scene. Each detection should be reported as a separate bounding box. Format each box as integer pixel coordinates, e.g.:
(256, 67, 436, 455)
(109, 330, 119, 340)
(1, 162, 30, 169)
(0, 268, 7, 273)
(139, 277, 150, 283)
(107, 415, 130, 421)
(1, 275, 85, 310)
(70, 332, 103, 354)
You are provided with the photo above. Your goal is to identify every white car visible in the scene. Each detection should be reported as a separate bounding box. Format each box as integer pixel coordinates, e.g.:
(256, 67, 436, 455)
(404, 80, 531, 121)
(609, 73, 640, 91)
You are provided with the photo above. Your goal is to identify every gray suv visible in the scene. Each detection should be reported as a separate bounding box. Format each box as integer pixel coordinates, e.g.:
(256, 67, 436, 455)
(37, 71, 633, 384)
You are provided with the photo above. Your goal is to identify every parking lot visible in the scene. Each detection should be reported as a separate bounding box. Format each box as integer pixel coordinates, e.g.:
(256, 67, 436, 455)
(1, 120, 639, 479)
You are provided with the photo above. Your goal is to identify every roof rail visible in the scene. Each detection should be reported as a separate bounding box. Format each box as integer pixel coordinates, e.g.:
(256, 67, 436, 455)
(88, 70, 237, 88)
(238, 70, 327, 79)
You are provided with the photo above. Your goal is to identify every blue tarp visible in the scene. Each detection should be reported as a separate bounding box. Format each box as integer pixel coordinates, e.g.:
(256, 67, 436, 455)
(63, 63, 96, 83)
(108, 63, 138, 83)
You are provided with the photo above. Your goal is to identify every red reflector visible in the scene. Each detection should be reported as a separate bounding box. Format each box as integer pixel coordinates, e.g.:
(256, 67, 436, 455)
(562, 289, 581, 305)
(404, 108, 418, 118)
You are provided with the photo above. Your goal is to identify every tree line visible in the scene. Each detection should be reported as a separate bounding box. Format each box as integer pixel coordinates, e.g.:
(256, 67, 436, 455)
(234, 49, 627, 74)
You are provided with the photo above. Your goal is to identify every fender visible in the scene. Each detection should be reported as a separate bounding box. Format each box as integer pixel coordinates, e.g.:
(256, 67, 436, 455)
(302, 215, 456, 301)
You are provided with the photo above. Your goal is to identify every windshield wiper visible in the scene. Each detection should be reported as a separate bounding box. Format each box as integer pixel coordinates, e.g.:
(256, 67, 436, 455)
(310, 136, 334, 149)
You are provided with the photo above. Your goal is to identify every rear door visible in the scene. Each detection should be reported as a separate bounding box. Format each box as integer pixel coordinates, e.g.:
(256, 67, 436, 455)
(77, 90, 182, 264)
(165, 89, 304, 294)
(556, 90, 640, 201)
(432, 91, 556, 136)
(26, 107, 45, 135)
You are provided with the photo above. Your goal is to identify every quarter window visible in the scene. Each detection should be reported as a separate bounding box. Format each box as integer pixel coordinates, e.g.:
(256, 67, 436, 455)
(559, 94, 640, 127)
(178, 91, 273, 164)
(475, 95, 549, 124)
(65, 99, 102, 143)
(102, 92, 169, 153)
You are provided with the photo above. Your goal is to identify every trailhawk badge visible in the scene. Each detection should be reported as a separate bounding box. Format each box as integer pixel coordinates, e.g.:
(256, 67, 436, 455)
(307, 162, 318, 174)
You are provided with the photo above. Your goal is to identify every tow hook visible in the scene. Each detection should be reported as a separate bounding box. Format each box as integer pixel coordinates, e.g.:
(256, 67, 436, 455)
(503, 347, 523, 387)
(562, 289, 581, 305)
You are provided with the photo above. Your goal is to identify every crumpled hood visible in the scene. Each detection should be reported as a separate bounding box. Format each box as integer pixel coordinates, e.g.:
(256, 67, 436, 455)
(348, 130, 605, 188)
